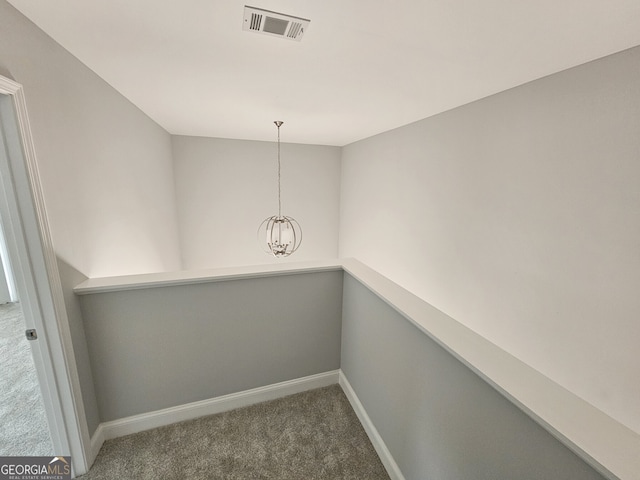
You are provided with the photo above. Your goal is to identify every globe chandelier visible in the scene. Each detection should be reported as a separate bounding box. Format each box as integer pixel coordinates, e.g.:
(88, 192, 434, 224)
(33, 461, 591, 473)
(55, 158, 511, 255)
(258, 121, 302, 257)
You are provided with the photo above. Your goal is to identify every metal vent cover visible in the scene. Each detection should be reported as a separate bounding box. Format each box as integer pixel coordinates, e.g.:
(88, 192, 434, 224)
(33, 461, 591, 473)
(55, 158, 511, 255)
(243, 6, 310, 41)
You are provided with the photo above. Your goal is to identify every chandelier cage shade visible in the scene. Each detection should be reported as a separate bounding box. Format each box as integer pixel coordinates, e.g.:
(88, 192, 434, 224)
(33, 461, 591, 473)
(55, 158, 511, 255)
(258, 215, 302, 257)
(258, 121, 302, 257)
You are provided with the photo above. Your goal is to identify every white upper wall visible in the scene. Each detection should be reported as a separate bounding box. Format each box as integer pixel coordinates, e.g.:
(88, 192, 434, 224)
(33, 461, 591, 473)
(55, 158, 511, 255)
(339, 46, 640, 435)
(0, 0, 182, 278)
(172, 135, 341, 269)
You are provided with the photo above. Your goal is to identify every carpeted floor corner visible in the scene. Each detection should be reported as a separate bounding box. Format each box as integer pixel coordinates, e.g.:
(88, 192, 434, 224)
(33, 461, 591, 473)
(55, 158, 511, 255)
(81, 385, 390, 479)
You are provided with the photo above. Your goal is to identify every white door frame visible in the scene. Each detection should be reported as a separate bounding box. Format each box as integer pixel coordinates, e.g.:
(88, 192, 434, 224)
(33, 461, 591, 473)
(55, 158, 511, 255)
(0, 76, 89, 476)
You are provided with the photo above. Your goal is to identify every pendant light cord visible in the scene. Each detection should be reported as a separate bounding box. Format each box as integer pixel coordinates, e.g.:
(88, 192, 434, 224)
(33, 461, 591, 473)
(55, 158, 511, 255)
(275, 121, 283, 218)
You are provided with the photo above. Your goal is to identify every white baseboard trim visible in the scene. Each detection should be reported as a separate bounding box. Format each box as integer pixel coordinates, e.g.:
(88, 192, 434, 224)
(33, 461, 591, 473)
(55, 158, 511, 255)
(88, 369, 400, 478)
(339, 371, 405, 480)
(89, 424, 105, 467)
(92, 370, 339, 448)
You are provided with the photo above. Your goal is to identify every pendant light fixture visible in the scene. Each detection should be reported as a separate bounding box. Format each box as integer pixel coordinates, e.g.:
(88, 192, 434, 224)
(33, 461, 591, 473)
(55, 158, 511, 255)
(258, 121, 302, 257)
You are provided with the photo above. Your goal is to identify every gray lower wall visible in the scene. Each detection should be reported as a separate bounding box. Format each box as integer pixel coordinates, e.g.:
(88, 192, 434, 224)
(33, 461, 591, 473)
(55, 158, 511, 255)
(341, 273, 606, 480)
(79, 271, 343, 422)
(79, 268, 615, 477)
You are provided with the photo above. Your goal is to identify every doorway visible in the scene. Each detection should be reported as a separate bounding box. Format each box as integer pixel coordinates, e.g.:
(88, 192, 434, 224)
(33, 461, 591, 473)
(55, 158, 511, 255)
(0, 76, 89, 475)
(0, 221, 53, 456)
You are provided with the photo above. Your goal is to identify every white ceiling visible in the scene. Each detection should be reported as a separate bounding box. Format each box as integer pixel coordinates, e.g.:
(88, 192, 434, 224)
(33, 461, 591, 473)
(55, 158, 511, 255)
(7, 0, 640, 146)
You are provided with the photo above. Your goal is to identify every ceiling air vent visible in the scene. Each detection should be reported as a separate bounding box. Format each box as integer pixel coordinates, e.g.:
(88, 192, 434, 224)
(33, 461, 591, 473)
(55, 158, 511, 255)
(243, 6, 310, 42)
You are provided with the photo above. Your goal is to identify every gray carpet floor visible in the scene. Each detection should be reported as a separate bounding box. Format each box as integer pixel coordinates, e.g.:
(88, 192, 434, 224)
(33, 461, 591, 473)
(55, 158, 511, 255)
(81, 385, 390, 479)
(0, 301, 53, 456)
